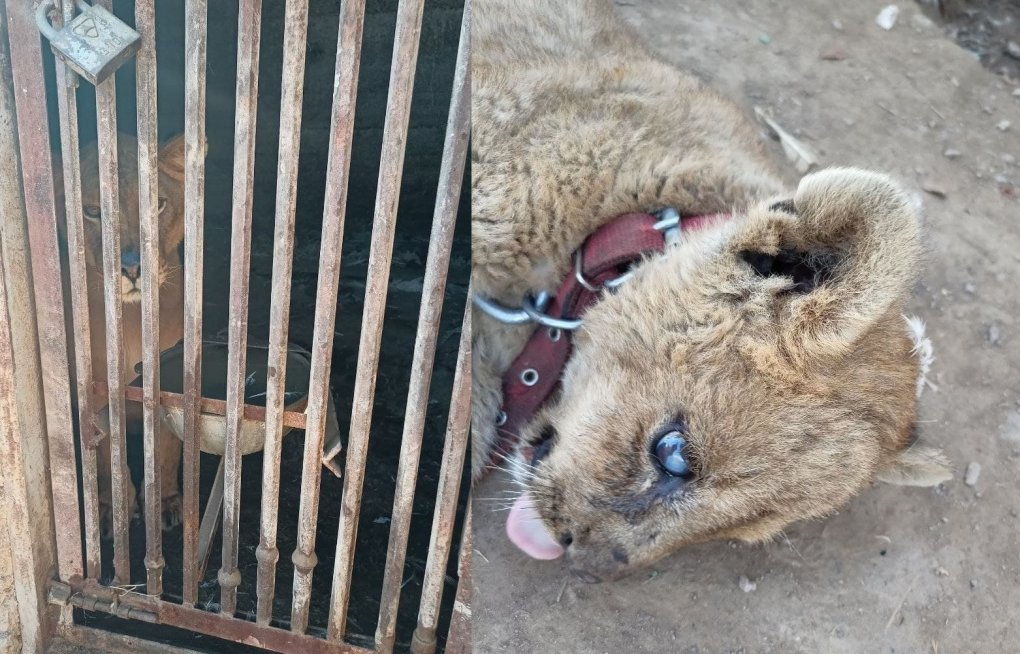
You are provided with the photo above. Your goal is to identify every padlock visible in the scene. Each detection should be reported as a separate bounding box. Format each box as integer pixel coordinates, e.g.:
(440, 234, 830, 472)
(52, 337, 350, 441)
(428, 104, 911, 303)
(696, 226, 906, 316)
(35, 0, 141, 86)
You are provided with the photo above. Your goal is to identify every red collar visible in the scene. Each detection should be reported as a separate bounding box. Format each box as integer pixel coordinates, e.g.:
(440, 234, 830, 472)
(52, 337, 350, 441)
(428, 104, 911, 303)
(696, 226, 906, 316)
(491, 210, 729, 468)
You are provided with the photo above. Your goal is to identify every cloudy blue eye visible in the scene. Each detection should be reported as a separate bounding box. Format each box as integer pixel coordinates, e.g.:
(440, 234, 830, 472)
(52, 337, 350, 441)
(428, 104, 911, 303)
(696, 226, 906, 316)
(654, 428, 693, 479)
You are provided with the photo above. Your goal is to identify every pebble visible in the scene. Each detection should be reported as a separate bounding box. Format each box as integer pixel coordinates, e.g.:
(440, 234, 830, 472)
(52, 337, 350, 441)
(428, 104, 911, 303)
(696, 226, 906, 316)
(1014, 88, 1020, 97)
(759, 34, 772, 45)
(921, 179, 947, 198)
(1007, 41, 1020, 62)
(963, 282, 976, 294)
(964, 461, 982, 487)
(820, 46, 847, 61)
(832, 19, 844, 31)
(876, 5, 900, 31)
(943, 148, 962, 159)
(1004, 154, 1017, 165)
(998, 120, 1012, 132)
(987, 323, 1002, 345)
(970, 578, 979, 589)
(738, 575, 757, 593)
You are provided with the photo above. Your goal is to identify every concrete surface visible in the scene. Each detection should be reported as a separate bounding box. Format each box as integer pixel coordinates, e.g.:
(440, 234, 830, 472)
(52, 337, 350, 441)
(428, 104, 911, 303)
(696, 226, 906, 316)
(472, 1, 1020, 652)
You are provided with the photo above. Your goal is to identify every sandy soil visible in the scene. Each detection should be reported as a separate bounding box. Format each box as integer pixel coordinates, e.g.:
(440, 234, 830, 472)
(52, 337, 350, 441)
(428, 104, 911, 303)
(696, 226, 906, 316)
(472, 1, 1020, 652)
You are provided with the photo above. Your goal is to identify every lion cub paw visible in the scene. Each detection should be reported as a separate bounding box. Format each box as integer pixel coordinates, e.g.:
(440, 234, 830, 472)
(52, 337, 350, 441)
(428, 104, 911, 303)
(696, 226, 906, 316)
(162, 494, 183, 531)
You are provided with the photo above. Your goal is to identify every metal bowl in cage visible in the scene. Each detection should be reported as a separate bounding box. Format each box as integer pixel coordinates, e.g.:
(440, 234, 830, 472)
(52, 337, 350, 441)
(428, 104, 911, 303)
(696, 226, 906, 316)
(137, 341, 314, 456)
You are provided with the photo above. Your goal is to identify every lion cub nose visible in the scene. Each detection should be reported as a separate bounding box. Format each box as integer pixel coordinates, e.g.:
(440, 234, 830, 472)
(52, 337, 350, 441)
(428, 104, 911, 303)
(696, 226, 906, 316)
(120, 249, 140, 281)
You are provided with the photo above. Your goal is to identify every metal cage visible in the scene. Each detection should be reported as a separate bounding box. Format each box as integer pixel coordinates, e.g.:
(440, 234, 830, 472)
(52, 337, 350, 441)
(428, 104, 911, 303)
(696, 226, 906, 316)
(0, 0, 471, 652)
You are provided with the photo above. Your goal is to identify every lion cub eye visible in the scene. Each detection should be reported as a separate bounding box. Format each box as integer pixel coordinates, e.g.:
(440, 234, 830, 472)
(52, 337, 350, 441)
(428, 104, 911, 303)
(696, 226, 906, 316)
(83, 204, 101, 221)
(653, 425, 693, 479)
(158, 197, 168, 214)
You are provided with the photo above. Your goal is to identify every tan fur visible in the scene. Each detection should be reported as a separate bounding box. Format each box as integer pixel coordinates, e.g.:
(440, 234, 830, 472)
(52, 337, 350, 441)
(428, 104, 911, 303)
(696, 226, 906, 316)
(472, 0, 951, 580)
(58, 134, 187, 534)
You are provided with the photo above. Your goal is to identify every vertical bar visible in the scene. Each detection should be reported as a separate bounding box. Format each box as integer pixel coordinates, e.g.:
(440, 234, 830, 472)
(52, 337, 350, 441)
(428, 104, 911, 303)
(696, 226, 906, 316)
(442, 506, 472, 654)
(287, 0, 367, 634)
(182, 0, 209, 606)
(0, 6, 62, 647)
(92, 0, 130, 582)
(323, 0, 427, 639)
(3, 0, 82, 586)
(254, 0, 310, 627)
(375, 5, 470, 650)
(0, 220, 44, 654)
(218, 0, 263, 616)
(408, 306, 471, 654)
(51, 0, 101, 579)
(135, 0, 164, 596)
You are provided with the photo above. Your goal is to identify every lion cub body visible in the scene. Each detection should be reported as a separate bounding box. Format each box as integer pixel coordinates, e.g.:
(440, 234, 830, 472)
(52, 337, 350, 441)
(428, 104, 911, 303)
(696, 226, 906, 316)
(60, 134, 187, 532)
(472, 0, 950, 580)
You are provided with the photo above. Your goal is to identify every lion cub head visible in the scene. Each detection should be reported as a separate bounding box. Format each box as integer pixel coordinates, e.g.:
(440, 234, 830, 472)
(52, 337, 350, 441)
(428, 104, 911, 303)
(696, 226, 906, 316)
(60, 134, 186, 302)
(506, 168, 951, 582)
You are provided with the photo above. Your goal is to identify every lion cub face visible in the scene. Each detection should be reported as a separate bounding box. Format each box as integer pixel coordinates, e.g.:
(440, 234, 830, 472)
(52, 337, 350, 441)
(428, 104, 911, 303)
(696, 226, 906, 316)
(506, 169, 951, 581)
(74, 134, 186, 302)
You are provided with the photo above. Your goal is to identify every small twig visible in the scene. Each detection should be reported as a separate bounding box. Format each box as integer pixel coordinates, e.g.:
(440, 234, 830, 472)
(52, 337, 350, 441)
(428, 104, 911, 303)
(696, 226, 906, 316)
(885, 580, 915, 630)
(929, 103, 945, 120)
(556, 579, 568, 603)
(877, 102, 899, 117)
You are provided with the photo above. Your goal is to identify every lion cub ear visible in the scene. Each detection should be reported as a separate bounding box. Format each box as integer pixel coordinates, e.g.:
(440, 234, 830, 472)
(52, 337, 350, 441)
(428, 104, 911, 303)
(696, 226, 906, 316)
(158, 134, 186, 184)
(875, 442, 952, 487)
(732, 168, 922, 362)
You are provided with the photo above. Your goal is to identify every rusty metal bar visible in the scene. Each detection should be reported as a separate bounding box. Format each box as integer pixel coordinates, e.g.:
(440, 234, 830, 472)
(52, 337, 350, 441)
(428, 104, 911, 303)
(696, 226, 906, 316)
(0, 239, 44, 654)
(324, 0, 427, 640)
(407, 305, 471, 654)
(443, 505, 472, 654)
(92, 5, 131, 580)
(4, 0, 82, 586)
(134, 0, 165, 597)
(376, 5, 469, 649)
(255, 0, 310, 627)
(407, 303, 471, 654)
(50, 578, 375, 654)
(93, 381, 309, 429)
(288, 0, 367, 634)
(0, 7, 63, 648)
(218, 0, 263, 616)
(49, 0, 102, 580)
(182, 0, 209, 606)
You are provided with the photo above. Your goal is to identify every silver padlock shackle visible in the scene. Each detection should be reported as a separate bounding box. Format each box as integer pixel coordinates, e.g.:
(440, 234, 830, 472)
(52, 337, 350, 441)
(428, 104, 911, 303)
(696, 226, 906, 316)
(35, 0, 94, 41)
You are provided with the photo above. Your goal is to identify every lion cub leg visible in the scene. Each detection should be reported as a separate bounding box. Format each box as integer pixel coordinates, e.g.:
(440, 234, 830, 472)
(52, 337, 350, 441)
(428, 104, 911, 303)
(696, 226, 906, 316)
(157, 420, 183, 530)
(95, 408, 140, 540)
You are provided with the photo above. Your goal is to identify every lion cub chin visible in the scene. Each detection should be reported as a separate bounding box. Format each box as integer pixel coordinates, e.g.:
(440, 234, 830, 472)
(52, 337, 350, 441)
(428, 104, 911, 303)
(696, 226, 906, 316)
(471, 0, 950, 582)
(58, 133, 187, 537)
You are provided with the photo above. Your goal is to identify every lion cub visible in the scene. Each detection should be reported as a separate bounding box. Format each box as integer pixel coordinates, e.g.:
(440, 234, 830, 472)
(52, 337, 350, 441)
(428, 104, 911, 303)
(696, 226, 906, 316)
(58, 134, 186, 534)
(472, 0, 951, 581)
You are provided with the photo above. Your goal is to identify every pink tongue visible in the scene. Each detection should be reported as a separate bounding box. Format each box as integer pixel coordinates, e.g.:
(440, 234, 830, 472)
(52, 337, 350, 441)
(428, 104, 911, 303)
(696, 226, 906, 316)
(506, 492, 564, 560)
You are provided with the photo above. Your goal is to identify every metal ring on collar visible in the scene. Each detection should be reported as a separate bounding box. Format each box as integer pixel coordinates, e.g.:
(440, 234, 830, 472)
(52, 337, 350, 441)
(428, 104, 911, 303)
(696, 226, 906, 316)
(603, 270, 635, 290)
(521, 295, 583, 331)
(653, 206, 681, 231)
(573, 249, 600, 292)
(472, 294, 533, 324)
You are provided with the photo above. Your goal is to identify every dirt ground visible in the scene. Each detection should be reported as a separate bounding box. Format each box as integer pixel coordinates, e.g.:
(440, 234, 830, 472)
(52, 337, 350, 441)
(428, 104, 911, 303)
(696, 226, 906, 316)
(472, 1, 1020, 652)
